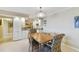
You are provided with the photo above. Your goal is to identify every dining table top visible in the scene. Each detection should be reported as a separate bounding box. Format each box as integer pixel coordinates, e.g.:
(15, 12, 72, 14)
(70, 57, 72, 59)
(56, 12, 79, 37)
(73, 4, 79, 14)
(31, 32, 53, 43)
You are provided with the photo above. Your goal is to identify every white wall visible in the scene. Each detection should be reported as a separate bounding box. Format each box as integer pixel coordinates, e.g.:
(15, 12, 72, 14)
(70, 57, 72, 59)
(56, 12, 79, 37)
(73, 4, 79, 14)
(45, 8, 79, 49)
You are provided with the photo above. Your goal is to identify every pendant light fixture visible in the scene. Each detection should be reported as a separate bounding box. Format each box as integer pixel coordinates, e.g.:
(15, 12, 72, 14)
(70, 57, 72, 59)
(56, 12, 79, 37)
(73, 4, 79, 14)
(37, 7, 46, 19)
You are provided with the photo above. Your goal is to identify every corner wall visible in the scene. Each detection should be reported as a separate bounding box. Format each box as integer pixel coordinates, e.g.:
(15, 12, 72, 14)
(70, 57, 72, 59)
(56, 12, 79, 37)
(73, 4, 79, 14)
(45, 8, 79, 49)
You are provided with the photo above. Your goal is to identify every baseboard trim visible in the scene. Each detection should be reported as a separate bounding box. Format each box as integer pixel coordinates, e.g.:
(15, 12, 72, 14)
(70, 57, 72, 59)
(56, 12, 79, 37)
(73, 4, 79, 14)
(62, 43, 79, 52)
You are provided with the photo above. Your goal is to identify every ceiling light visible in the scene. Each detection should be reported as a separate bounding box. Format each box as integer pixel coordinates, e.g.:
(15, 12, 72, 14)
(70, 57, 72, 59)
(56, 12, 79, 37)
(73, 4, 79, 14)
(37, 7, 46, 19)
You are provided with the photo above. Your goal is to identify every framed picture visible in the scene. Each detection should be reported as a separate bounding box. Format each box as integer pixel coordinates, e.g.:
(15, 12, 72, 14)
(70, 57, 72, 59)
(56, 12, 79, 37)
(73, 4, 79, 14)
(22, 20, 33, 30)
(25, 20, 33, 28)
(74, 16, 79, 28)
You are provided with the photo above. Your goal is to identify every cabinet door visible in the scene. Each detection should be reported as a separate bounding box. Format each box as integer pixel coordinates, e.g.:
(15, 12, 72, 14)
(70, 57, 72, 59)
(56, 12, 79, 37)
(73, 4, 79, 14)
(13, 17, 22, 40)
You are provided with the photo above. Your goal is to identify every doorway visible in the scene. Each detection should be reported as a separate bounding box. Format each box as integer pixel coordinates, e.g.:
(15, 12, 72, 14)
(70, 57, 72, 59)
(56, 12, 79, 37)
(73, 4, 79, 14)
(0, 18, 3, 42)
(0, 18, 13, 43)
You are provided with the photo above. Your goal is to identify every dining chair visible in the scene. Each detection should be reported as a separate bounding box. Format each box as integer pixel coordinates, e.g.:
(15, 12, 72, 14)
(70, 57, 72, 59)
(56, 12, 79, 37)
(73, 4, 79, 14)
(44, 34, 65, 52)
(28, 29, 39, 52)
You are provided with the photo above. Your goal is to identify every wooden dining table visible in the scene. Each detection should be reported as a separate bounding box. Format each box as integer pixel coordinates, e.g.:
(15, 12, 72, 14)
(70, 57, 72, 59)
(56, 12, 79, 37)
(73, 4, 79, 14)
(31, 32, 53, 43)
(30, 32, 53, 51)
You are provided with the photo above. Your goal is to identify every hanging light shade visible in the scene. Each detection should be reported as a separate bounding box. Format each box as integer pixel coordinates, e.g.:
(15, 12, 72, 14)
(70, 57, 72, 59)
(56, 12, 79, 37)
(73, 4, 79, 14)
(37, 7, 46, 19)
(37, 11, 46, 19)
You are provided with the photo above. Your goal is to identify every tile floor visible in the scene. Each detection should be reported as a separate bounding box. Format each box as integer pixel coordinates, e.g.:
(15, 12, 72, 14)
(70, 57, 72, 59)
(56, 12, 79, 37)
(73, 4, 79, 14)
(0, 39, 29, 52)
(0, 39, 77, 52)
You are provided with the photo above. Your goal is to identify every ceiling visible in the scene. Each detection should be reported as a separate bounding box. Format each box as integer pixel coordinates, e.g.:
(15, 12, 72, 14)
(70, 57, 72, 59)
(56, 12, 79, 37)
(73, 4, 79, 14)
(0, 7, 72, 17)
